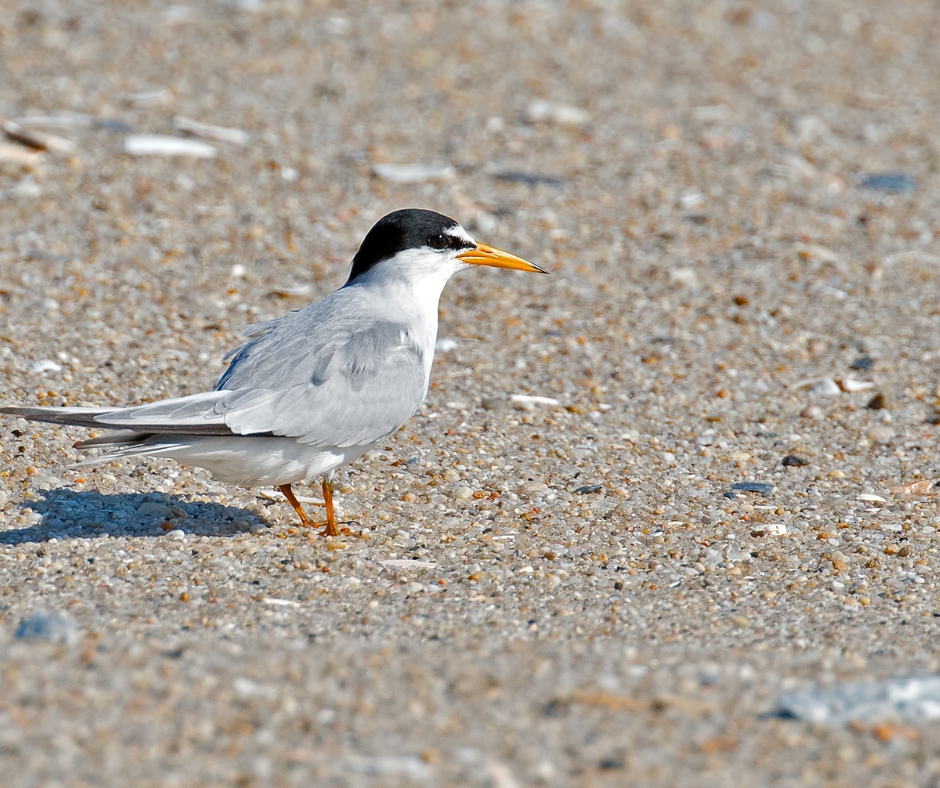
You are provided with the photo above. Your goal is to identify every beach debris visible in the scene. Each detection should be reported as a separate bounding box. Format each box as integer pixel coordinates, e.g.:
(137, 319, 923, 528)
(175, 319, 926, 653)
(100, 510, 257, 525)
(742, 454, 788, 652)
(810, 378, 840, 396)
(841, 377, 874, 393)
(268, 282, 312, 298)
(125, 134, 217, 158)
(669, 267, 699, 287)
(792, 376, 875, 395)
(29, 359, 62, 374)
(0, 142, 46, 171)
(14, 612, 81, 645)
(371, 162, 454, 183)
(781, 454, 809, 467)
(888, 480, 935, 496)
(867, 424, 895, 443)
(262, 597, 300, 607)
(858, 493, 887, 503)
(849, 355, 873, 371)
(857, 172, 916, 193)
(751, 523, 788, 537)
(510, 394, 561, 409)
(343, 754, 430, 779)
(379, 559, 437, 569)
(730, 482, 775, 495)
(489, 170, 566, 187)
(526, 99, 590, 127)
(174, 115, 249, 146)
(771, 675, 940, 725)
(122, 88, 172, 107)
(574, 484, 603, 494)
(866, 392, 888, 410)
(435, 338, 458, 353)
(11, 114, 92, 128)
(1, 119, 76, 155)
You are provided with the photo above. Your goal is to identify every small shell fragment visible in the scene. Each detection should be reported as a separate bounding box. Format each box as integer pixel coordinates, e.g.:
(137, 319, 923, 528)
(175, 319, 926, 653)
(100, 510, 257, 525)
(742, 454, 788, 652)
(858, 493, 887, 503)
(810, 378, 841, 396)
(435, 338, 458, 353)
(122, 88, 172, 107)
(1, 120, 76, 155)
(268, 282, 312, 297)
(889, 480, 935, 496)
(262, 597, 300, 607)
(379, 559, 437, 569)
(125, 135, 217, 158)
(371, 162, 455, 183)
(510, 394, 561, 409)
(174, 115, 250, 146)
(840, 377, 874, 393)
(30, 359, 62, 374)
(527, 99, 591, 127)
(0, 142, 47, 171)
(12, 114, 92, 128)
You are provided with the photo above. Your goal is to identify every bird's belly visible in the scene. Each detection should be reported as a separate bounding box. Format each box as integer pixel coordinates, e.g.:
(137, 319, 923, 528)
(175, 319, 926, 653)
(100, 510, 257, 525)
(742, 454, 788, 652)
(149, 436, 371, 487)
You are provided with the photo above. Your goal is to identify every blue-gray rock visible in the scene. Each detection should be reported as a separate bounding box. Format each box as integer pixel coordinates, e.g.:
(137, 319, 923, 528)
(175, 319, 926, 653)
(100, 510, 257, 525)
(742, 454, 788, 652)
(771, 676, 940, 725)
(14, 612, 81, 646)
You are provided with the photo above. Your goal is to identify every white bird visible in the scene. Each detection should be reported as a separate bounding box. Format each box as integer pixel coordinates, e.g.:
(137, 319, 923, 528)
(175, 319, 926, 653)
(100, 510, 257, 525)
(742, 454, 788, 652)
(0, 209, 546, 536)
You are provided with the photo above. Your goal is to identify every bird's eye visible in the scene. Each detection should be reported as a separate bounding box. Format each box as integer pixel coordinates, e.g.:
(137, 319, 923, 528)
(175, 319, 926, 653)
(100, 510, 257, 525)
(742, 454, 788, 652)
(428, 235, 449, 250)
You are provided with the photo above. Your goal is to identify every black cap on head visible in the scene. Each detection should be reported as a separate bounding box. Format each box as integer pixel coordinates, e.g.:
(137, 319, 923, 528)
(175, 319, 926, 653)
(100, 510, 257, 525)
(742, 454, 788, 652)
(346, 209, 464, 283)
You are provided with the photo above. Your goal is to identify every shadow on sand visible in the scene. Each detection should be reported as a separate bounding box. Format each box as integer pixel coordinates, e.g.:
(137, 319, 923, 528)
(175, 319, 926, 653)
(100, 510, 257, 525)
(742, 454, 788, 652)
(0, 488, 273, 546)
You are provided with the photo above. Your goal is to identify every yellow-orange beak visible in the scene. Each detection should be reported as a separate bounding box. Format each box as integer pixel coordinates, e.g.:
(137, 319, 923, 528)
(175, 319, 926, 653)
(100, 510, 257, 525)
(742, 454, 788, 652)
(457, 243, 548, 273)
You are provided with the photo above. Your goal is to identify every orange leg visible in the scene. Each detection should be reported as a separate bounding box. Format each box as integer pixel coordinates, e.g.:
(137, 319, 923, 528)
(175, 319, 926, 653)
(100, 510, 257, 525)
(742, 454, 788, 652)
(277, 481, 339, 537)
(320, 478, 338, 537)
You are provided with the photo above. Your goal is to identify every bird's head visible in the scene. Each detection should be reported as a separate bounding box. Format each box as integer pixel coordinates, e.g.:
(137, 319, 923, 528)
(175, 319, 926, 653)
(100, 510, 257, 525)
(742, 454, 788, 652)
(345, 208, 546, 287)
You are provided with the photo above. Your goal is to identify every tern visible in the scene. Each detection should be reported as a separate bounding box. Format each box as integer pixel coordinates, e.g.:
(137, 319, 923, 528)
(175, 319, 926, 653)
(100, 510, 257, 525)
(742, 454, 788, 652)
(0, 209, 546, 535)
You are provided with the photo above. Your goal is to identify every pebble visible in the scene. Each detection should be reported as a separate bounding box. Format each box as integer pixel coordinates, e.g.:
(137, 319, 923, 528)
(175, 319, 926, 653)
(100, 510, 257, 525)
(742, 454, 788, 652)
(136, 502, 172, 518)
(868, 424, 895, 443)
(857, 172, 916, 193)
(800, 404, 824, 419)
(781, 455, 809, 467)
(451, 486, 473, 500)
(866, 392, 888, 410)
(481, 396, 507, 411)
(14, 612, 81, 646)
(730, 482, 775, 495)
(810, 378, 841, 396)
(773, 675, 940, 724)
(573, 484, 603, 494)
(850, 355, 873, 371)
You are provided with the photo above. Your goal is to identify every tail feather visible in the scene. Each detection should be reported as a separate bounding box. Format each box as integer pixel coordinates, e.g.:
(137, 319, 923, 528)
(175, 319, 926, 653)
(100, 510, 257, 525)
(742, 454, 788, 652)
(74, 430, 154, 449)
(0, 405, 118, 430)
(70, 438, 184, 468)
(0, 400, 236, 436)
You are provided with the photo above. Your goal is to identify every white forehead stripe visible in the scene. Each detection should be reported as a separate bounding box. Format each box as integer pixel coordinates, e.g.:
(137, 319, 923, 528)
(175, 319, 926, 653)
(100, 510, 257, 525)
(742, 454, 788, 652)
(445, 226, 475, 246)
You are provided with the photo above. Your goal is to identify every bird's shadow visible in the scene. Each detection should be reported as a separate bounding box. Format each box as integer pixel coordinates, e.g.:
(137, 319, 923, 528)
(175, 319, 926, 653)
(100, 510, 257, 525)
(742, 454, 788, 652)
(0, 488, 273, 545)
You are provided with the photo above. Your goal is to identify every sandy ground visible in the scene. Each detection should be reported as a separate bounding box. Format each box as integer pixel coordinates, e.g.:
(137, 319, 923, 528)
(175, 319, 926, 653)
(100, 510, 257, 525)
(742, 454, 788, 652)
(2, 0, 940, 785)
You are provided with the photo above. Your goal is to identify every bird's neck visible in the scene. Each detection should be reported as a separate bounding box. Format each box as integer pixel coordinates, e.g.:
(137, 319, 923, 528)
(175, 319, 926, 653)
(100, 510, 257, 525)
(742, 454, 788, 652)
(346, 266, 455, 343)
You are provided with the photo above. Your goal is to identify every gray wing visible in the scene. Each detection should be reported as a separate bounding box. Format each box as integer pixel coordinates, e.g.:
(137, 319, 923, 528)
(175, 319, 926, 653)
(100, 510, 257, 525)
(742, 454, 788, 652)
(212, 318, 429, 446)
(3, 290, 431, 447)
